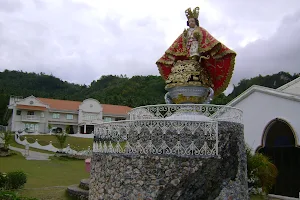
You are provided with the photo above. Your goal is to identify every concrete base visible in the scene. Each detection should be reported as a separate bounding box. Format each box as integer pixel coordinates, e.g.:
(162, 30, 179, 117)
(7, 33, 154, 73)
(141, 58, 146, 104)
(89, 122, 248, 200)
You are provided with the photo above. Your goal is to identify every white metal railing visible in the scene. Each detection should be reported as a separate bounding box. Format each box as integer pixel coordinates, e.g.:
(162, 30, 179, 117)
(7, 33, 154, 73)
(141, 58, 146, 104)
(14, 134, 92, 156)
(82, 116, 100, 121)
(93, 104, 243, 158)
(22, 115, 40, 121)
(128, 104, 242, 123)
(93, 119, 219, 157)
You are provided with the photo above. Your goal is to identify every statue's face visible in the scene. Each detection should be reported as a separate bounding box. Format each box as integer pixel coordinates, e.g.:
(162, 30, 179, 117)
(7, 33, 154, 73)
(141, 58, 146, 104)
(188, 18, 196, 28)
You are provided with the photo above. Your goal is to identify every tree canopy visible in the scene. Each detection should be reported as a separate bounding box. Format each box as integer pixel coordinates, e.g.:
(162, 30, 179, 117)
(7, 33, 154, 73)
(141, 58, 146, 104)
(0, 70, 298, 125)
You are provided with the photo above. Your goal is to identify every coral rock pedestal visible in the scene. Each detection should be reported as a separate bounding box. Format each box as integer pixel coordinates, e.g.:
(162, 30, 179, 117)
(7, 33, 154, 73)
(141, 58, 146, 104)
(89, 104, 248, 200)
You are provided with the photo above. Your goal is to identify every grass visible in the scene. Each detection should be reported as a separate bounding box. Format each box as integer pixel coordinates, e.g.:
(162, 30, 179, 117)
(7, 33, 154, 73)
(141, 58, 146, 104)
(17, 188, 73, 200)
(3, 136, 272, 200)
(0, 153, 89, 200)
(0, 152, 275, 200)
(250, 195, 266, 200)
(19, 135, 93, 150)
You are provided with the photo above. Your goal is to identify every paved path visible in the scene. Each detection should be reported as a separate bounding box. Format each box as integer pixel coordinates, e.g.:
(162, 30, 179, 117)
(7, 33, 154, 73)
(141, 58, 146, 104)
(9, 146, 54, 161)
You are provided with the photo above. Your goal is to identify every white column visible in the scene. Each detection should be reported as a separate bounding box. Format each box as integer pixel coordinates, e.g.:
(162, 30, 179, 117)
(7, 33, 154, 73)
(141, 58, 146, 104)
(45, 121, 49, 133)
(45, 111, 49, 133)
(84, 124, 86, 134)
(11, 106, 17, 132)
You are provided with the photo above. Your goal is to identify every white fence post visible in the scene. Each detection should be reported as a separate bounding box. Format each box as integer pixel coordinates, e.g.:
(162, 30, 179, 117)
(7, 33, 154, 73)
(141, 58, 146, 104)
(24, 144, 29, 157)
(14, 133, 91, 156)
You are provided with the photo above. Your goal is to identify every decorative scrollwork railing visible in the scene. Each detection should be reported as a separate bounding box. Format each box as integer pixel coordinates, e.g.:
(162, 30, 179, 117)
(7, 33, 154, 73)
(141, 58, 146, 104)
(128, 104, 242, 124)
(93, 119, 219, 157)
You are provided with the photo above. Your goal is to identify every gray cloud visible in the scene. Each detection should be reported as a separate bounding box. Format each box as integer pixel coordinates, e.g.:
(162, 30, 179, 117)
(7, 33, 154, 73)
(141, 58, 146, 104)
(0, 0, 22, 13)
(0, 0, 166, 84)
(0, 0, 300, 90)
(210, 0, 300, 22)
(32, 0, 46, 9)
(231, 10, 300, 84)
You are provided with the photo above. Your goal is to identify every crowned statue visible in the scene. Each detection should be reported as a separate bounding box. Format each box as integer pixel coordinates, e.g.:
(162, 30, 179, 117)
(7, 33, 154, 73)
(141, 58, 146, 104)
(156, 7, 236, 104)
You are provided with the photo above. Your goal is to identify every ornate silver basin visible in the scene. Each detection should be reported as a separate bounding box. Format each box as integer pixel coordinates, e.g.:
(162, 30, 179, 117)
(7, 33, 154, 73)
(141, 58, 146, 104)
(165, 86, 214, 104)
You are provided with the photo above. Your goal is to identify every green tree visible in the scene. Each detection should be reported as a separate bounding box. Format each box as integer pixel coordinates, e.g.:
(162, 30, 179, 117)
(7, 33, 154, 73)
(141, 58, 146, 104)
(54, 132, 68, 150)
(0, 70, 299, 124)
(48, 124, 52, 132)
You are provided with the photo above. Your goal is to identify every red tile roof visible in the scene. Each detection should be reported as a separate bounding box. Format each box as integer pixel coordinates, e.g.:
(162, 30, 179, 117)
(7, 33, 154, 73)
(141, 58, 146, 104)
(17, 105, 47, 111)
(37, 97, 131, 115)
(102, 104, 132, 116)
(37, 98, 81, 111)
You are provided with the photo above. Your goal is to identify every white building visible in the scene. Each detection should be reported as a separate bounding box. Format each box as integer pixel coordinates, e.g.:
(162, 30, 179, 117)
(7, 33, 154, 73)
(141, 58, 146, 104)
(7, 95, 131, 134)
(226, 77, 300, 198)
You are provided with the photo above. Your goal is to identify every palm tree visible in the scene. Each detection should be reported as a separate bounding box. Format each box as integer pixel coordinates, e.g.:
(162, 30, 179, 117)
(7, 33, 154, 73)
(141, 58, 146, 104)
(54, 132, 68, 150)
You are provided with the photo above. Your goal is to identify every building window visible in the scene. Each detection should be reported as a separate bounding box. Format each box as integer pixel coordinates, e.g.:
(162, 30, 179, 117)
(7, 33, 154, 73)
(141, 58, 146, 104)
(83, 114, 99, 121)
(52, 113, 60, 119)
(24, 123, 39, 132)
(103, 117, 112, 122)
(115, 118, 125, 121)
(66, 114, 73, 120)
(16, 110, 21, 115)
(27, 111, 34, 115)
(40, 112, 45, 118)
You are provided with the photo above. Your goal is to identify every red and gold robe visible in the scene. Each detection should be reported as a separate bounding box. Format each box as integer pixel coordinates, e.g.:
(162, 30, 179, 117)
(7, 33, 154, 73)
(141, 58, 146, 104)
(156, 26, 236, 97)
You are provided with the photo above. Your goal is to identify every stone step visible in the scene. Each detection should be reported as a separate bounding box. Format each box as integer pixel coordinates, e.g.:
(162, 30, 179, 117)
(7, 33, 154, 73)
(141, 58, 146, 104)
(79, 178, 90, 190)
(67, 184, 89, 200)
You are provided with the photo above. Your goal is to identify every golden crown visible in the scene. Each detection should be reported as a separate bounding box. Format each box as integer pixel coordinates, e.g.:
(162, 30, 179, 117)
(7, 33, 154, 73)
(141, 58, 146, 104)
(185, 7, 200, 19)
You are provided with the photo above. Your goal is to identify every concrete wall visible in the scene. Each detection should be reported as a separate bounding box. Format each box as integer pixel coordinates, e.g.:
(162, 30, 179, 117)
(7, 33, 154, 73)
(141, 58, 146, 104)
(9, 96, 48, 132)
(281, 80, 300, 96)
(80, 99, 103, 113)
(13, 109, 48, 133)
(232, 91, 300, 151)
(79, 99, 103, 125)
(14, 121, 47, 133)
(18, 96, 48, 108)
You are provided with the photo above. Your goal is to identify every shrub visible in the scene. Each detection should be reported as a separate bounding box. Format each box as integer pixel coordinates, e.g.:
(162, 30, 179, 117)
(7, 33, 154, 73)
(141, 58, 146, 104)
(48, 124, 52, 131)
(65, 125, 74, 134)
(0, 131, 13, 149)
(65, 125, 71, 134)
(6, 171, 27, 190)
(247, 146, 278, 195)
(0, 172, 8, 189)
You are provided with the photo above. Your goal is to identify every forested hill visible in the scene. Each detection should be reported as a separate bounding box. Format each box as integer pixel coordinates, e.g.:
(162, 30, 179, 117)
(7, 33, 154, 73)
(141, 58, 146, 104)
(0, 70, 299, 125)
(211, 71, 300, 105)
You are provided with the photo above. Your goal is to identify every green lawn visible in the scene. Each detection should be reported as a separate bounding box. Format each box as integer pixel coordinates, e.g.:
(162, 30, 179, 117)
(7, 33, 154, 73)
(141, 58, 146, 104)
(250, 195, 266, 200)
(0, 153, 89, 200)
(19, 135, 93, 150)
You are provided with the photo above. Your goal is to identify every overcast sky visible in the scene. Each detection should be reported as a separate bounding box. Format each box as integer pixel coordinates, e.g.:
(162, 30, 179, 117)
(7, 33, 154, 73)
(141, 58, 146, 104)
(0, 0, 300, 93)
